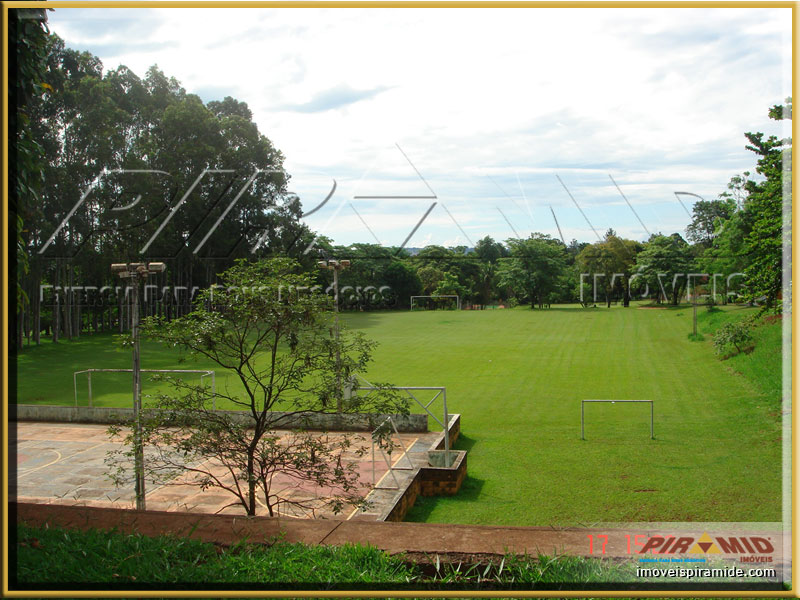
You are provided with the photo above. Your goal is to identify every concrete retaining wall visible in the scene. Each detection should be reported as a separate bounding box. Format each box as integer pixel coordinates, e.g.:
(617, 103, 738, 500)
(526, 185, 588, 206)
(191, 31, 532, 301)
(380, 413, 465, 521)
(10, 404, 428, 433)
(432, 413, 461, 450)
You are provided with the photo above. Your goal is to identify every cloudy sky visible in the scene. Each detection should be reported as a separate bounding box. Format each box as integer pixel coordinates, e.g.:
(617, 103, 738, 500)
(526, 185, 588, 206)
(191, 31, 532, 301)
(47, 7, 792, 248)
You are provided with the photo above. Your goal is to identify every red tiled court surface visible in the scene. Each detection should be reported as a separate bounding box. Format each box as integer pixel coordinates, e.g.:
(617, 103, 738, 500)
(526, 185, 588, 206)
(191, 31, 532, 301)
(13, 422, 427, 520)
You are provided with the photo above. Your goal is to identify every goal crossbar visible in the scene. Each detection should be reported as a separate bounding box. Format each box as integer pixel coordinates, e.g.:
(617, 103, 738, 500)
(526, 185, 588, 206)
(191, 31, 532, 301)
(580, 399, 654, 440)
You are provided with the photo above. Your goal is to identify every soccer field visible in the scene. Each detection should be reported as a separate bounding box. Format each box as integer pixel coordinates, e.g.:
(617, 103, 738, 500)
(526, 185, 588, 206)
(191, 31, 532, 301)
(15, 305, 782, 526)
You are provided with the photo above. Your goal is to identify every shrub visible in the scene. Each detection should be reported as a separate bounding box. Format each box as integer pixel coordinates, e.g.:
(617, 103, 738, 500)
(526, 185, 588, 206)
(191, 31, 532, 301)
(713, 321, 754, 356)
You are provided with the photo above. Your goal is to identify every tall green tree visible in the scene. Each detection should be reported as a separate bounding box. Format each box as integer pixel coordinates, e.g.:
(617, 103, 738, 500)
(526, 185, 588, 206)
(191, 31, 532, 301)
(497, 234, 567, 308)
(576, 231, 641, 308)
(10, 7, 50, 347)
(633, 234, 694, 305)
(740, 98, 791, 309)
(685, 197, 737, 247)
(23, 37, 309, 343)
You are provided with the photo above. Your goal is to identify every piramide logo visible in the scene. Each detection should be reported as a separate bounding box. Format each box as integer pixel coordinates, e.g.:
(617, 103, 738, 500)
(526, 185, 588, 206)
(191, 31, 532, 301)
(639, 532, 774, 561)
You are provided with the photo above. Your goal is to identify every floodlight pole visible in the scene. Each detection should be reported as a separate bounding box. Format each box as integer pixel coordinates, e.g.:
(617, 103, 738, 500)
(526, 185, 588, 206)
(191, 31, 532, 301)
(111, 262, 166, 511)
(318, 258, 350, 412)
(131, 277, 144, 510)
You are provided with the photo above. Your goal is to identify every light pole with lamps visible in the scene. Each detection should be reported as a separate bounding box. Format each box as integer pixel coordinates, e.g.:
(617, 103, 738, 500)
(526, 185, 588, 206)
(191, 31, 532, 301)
(110, 261, 166, 511)
(317, 258, 350, 412)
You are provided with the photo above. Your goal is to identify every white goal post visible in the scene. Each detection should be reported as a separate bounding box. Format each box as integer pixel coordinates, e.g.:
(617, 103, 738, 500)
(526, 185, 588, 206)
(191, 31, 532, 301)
(73, 368, 217, 409)
(410, 295, 461, 311)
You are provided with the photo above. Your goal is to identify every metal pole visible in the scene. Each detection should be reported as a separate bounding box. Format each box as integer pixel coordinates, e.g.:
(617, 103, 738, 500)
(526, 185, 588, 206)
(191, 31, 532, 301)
(334, 266, 341, 413)
(87, 371, 93, 408)
(131, 276, 146, 511)
(650, 402, 654, 439)
(443, 388, 450, 465)
(73, 372, 78, 407)
(581, 400, 585, 440)
(212, 372, 216, 411)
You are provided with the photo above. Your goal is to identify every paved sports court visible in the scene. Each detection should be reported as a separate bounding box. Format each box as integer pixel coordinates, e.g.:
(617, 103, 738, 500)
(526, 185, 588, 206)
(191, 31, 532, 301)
(13, 421, 436, 520)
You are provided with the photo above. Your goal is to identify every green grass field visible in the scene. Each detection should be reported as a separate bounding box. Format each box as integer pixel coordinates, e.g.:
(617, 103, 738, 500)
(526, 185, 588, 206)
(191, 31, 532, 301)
(15, 303, 783, 526)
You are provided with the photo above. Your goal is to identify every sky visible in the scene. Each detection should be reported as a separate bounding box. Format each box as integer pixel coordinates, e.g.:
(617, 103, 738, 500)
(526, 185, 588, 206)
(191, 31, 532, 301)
(46, 7, 793, 249)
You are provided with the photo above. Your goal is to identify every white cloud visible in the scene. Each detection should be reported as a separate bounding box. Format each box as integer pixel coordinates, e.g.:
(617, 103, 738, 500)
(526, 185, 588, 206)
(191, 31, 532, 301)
(47, 6, 792, 246)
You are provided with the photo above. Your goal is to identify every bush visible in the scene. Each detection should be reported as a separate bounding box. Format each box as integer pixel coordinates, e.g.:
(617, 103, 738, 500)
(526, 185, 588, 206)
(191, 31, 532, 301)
(713, 321, 754, 356)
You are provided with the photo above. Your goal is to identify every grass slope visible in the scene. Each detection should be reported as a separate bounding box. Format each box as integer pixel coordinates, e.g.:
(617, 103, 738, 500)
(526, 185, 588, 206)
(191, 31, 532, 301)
(15, 304, 782, 526)
(14, 524, 783, 591)
(9, 523, 662, 589)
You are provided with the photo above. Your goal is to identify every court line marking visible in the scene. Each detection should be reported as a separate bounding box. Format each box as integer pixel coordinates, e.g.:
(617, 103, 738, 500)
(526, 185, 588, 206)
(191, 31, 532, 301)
(17, 450, 61, 478)
(17, 442, 106, 479)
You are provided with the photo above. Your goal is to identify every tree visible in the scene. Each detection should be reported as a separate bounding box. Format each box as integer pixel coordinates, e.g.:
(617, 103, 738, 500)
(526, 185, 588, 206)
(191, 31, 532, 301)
(685, 197, 737, 246)
(633, 234, 694, 305)
(10, 7, 50, 347)
(577, 238, 619, 307)
(433, 271, 468, 301)
(740, 98, 791, 310)
(21, 36, 309, 345)
(474, 236, 507, 263)
(695, 194, 752, 304)
(713, 321, 754, 356)
(496, 234, 567, 308)
(416, 264, 445, 295)
(107, 258, 406, 517)
(475, 262, 496, 305)
(383, 260, 421, 308)
(328, 244, 395, 309)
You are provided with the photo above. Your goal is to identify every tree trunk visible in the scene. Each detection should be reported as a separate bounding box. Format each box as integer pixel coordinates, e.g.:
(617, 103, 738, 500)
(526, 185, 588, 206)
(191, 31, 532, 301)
(33, 270, 41, 345)
(64, 265, 73, 341)
(623, 277, 630, 307)
(53, 264, 60, 343)
(75, 286, 81, 338)
(118, 290, 124, 333)
(247, 456, 257, 516)
(17, 307, 24, 350)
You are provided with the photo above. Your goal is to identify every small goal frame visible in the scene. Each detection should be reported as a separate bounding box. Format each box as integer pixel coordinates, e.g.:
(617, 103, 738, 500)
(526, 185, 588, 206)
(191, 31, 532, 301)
(580, 399, 654, 440)
(73, 368, 217, 408)
(410, 295, 461, 311)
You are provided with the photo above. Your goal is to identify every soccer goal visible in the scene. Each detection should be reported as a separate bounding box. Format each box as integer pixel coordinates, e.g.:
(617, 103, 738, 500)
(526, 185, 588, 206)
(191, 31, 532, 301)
(410, 295, 461, 311)
(580, 399, 654, 440)
(73, 368, 217, 408)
